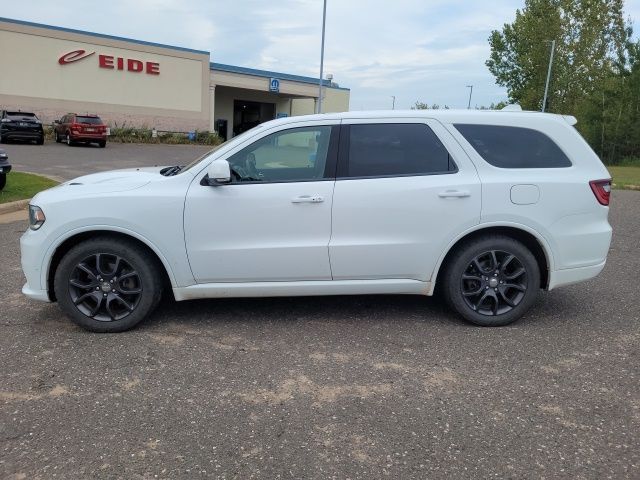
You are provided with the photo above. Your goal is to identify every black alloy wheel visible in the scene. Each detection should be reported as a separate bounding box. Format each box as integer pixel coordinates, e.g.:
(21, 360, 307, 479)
(54, 238, 163, 332)
(442, 235, 540, 327)
(461, 250, 527, 316)
(68, 253, 143, 322)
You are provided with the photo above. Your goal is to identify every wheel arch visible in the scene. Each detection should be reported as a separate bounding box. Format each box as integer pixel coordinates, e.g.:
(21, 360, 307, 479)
(45, 228, 176, 302)
(432, 224, 553, 294)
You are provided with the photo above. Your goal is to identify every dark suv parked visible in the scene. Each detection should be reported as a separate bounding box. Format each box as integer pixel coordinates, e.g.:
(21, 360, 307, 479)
(0, 148, 10, 190)
(0, 110, 44, 145)
(54, 114, 107, 147)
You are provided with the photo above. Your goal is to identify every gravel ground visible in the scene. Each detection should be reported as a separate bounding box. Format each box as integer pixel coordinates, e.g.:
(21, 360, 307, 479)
(0, 146, 638, 478)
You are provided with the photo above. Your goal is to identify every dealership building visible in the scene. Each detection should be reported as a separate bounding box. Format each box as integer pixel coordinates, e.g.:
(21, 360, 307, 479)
(0, 17, 350, 140)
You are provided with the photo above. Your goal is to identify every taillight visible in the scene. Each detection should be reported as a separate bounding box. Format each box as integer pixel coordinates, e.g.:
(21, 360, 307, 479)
(589, 179, 611, 206)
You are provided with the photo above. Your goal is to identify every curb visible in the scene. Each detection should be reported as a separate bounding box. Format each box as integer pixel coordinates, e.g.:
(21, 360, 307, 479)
(0, 198, 30, 216)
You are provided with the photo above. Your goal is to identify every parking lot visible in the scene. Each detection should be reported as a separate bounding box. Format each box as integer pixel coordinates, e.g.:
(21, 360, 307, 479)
(1, 142, 639, 479)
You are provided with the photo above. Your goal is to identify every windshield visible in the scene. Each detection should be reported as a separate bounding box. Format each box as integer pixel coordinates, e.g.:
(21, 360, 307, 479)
(178, 125, 265, 174)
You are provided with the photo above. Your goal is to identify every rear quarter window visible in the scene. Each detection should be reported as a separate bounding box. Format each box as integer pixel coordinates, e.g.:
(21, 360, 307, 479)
(454, 124, 572, 168)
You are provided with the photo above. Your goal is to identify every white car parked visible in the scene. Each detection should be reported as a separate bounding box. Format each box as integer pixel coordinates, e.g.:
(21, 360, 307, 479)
(21, 110, 613, 332)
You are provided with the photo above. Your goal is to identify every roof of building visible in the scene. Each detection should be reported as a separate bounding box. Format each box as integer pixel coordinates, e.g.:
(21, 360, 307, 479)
(0, 17, 350, 91)
(0, 16, 209, 55)
(210, 63, 349, 90)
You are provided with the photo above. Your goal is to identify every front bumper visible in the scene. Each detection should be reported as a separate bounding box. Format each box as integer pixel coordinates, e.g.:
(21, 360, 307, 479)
(20, 227, 52, 303)
(0, 161, 11, 174)
(22, 283, 51, 302)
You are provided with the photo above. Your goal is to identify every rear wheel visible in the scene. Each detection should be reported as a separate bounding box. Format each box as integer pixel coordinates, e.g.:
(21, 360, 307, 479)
(98, 140, 106, 148)
(54, 238, 163, 332)
(0, 173, 6, 190)
(442, 235, 540, 327)
(66, 132, 73, 146)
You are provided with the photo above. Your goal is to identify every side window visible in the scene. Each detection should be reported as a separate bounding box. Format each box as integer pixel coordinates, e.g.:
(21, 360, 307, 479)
(226, 126, 334, 183)
(454, 124, 572, 168)
(345, 123, 456, 178)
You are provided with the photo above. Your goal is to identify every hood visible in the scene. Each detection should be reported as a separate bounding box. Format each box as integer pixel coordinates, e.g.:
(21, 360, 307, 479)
(32, 167, 169, 205)
(60, 167, 165, 192)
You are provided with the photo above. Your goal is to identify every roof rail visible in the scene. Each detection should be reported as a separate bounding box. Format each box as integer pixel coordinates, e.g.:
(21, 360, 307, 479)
(501, 104, 522, 111)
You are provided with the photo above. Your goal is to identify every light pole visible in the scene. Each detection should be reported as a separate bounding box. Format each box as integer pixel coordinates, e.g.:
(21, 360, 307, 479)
(466, 85, 473, 109)
(542, 39, 556, 112)
(391, 96, 396, 110)
(317, 0, 327, 114)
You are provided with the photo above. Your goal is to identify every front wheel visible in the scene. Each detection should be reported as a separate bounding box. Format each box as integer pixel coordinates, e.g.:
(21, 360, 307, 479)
(442, 235, 540, 327)
(0, 173, 6, 190)
(55, 131, 61, 143)
(54, 238, 163, 332)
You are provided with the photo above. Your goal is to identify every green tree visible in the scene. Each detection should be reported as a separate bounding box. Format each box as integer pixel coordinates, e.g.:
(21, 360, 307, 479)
(486, 0, 630, 113)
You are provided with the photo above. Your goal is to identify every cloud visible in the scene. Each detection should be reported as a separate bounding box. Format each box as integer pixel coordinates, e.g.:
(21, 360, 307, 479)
(2, 0, 638, 110)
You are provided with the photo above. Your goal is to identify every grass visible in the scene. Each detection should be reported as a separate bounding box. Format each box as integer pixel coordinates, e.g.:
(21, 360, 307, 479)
(608, 166, 640, 190)
(0, 172, 59, 204)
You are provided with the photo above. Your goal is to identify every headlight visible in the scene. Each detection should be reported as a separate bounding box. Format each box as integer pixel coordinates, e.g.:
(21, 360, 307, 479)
(0, 118, 11, 123)
(28, 205, 46, 230)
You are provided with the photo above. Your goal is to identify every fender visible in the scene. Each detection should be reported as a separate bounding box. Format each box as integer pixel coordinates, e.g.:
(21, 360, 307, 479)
(426, 221, 556, 295)
(39, 224, 184, 292)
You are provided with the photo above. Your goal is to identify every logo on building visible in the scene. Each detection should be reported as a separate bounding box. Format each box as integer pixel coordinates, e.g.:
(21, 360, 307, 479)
(58, 49, 95, 65)
(58, 49, 160, 75)
(269, 78, 280, 93)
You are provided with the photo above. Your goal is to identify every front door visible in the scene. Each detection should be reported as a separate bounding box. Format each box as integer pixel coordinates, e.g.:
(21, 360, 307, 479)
(184, 122, 339, 283)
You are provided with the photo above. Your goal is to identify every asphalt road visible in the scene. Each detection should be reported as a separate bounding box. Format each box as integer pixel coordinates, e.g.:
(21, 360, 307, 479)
(0, 144, 638, 478)
(2, 140, 212, 181)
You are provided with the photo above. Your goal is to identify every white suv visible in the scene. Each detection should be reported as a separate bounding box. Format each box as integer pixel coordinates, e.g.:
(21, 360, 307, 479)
(21, 110, 612, 332)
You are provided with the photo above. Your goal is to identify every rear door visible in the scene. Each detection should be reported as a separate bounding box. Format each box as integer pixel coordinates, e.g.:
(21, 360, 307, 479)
(329, 118, 481, 281)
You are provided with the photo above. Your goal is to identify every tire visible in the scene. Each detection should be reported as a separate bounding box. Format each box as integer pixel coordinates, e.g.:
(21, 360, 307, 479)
(54, 237, 163, 332)
(442, 235, 540, 327)
(36, 136, 44, 145)
(98, 140, 106, 148)
(66, 132, 73, 146)
(55, 131, 61, 143)
(0, 173, 6, 190)
(0, 134, 4, 144)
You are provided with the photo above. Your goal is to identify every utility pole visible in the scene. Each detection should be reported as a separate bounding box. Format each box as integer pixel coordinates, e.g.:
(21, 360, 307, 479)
(466, 85, 473, 109)
(317, 0, 327, 114)
(542, 39, 556, 112)
(391, 96, 396, 110)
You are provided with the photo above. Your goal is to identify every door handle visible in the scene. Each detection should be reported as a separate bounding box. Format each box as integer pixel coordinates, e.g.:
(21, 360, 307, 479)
(291, 195, 324, 204)
(438, 189, 470, 198)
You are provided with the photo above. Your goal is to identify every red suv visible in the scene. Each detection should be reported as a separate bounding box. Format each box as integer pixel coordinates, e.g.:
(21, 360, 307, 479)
(54, 114, 107, 148)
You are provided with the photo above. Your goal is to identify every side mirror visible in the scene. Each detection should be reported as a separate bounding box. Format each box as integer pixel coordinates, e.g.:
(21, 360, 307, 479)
(206, 159, 231, 185)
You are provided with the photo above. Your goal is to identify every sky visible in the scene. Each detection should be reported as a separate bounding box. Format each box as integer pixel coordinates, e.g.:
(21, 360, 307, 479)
(3, 0, 639, 110)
